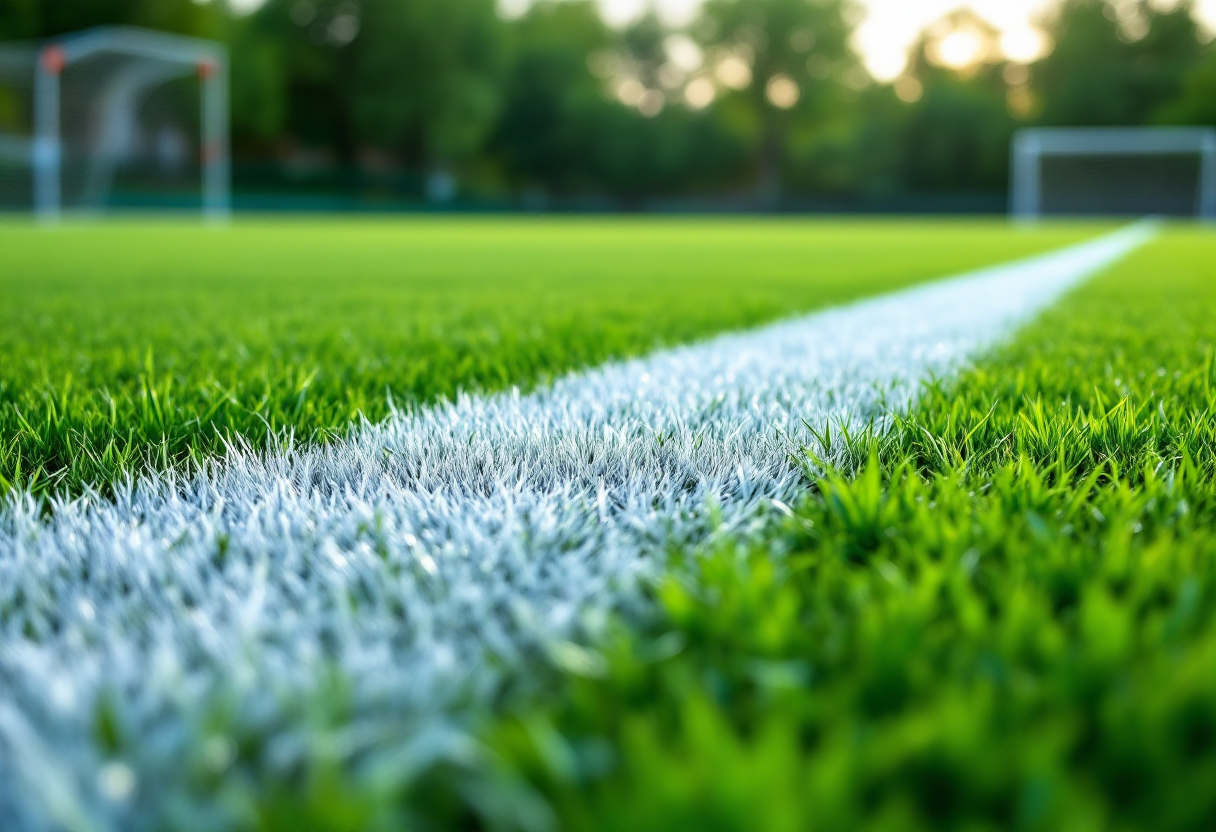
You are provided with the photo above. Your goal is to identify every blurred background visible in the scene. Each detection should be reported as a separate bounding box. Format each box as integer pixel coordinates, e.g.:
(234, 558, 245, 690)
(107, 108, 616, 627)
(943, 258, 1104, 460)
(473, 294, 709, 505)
(1, 0, 1214, 213)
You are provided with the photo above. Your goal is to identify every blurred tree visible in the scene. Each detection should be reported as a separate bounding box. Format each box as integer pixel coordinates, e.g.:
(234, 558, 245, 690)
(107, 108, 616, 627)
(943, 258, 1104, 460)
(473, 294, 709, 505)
(489, 1, 618, 194)
(226, 17, 287, 151)
(1155, 46, 1216, 125)
(488, 4, 746, 202)
(0, 0, 220, 40)
(242, 0, 504, 186)
(354, 0, 503, 173)
(893, 11, 1017, 195)
(696, 0, 860, 205)
(1032, 0, 1207, 127)
(897, 74, 1014, 195)
(4, 0, 1212, 206)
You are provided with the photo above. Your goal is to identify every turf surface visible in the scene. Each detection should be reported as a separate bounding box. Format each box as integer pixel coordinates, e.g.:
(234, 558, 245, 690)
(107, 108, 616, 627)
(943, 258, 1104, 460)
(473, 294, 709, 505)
(401, 226, 1216, 832)
(6, 219, 1210, 832)
(2, 228, 1131, 832)
(0, 218, 1096, 497)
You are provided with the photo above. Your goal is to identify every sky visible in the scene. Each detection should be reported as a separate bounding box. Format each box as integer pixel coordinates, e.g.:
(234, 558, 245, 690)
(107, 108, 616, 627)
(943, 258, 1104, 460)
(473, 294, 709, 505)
(590, 0, 1216, 80)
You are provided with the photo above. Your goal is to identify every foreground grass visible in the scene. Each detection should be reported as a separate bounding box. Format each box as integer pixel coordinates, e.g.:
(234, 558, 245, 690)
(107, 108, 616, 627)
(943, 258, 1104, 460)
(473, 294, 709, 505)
(320, 228, 1216, 832)
(0, 217, 1093, 497)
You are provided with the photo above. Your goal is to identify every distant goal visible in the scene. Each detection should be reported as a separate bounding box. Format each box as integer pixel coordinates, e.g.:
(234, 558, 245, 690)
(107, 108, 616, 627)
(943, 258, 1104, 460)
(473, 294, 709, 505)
(0, 26, 229, 221)
(1011, 127, 1216, 221)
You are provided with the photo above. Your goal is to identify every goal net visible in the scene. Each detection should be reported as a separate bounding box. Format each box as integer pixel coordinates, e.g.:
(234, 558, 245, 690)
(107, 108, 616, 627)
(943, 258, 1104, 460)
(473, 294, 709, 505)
(1011, 127, 1216, 221)
(0, 26, 229, 220)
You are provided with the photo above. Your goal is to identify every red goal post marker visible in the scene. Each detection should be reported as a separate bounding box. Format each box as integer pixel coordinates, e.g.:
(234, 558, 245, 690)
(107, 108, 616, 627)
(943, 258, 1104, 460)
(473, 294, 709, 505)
(198, 60, 218, 163)
(40, 45, 66, 75)
(198, 60, 217, 164)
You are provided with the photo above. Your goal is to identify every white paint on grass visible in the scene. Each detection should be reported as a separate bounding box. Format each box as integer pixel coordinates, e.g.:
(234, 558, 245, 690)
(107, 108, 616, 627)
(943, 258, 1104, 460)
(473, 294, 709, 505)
(0, 225, 1153, 831)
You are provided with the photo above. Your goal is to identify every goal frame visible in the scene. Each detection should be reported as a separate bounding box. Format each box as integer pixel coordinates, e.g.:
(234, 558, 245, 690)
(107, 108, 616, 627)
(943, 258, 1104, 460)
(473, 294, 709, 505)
(30, 26, 230, 222)
(1011, 127, 1216, 222)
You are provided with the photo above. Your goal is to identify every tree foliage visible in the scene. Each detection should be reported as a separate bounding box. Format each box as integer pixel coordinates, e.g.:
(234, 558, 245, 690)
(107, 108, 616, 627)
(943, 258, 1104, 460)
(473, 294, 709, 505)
(0, 0, 1213, 202)
(1032, 0, 1208, 127)
(699, 0, 859, 200)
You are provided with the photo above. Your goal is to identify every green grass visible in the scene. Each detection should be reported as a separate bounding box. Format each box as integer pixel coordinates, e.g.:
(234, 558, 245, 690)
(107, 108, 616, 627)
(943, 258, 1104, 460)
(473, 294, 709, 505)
(6, 219, 1214, 830)
(316, 227, 1216, 832)
(0, 217, 1095, 497)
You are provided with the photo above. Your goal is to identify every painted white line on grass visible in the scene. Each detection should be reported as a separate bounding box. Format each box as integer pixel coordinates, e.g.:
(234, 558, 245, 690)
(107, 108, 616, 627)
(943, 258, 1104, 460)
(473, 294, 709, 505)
(0, 225, 1154, 831)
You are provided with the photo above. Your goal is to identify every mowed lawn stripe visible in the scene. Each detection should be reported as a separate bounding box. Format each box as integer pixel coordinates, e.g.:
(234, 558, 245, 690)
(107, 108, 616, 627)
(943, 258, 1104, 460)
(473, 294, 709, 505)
(0, 227, 1150, 832)
(0, 218, 1103, 497)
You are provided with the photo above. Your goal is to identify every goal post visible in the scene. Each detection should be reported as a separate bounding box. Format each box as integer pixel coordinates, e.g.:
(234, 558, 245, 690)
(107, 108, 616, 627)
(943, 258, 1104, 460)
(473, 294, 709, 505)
(0, 26, 229, 221)
(1011, 127, 1216, 222)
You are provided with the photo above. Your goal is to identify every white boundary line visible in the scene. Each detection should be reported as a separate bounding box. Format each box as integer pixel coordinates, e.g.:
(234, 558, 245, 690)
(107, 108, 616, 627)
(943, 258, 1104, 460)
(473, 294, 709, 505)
(0, 225, 1155, 831)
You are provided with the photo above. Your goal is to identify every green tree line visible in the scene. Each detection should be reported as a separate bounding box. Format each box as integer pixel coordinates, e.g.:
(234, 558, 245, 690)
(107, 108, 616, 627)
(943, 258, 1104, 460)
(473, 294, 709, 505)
(2, 0, 1214, 205)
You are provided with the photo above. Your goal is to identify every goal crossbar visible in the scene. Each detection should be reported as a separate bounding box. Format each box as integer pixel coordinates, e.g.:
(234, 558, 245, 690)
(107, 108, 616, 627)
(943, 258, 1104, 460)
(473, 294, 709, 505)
(29, 26, 229, 221)
(1011, 127, 1216, 221)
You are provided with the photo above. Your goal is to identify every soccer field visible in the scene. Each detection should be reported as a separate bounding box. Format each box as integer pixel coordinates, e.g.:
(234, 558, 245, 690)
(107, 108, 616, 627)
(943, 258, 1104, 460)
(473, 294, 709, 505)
(0, 218, 1095, 497)
(2, 219, 1216, 832)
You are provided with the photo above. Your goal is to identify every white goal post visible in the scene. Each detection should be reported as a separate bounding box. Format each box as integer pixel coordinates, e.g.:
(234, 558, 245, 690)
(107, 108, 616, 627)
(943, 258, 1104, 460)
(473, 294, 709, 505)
(1011, 127, 1216, 222)
(0, 26, 229, 221)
